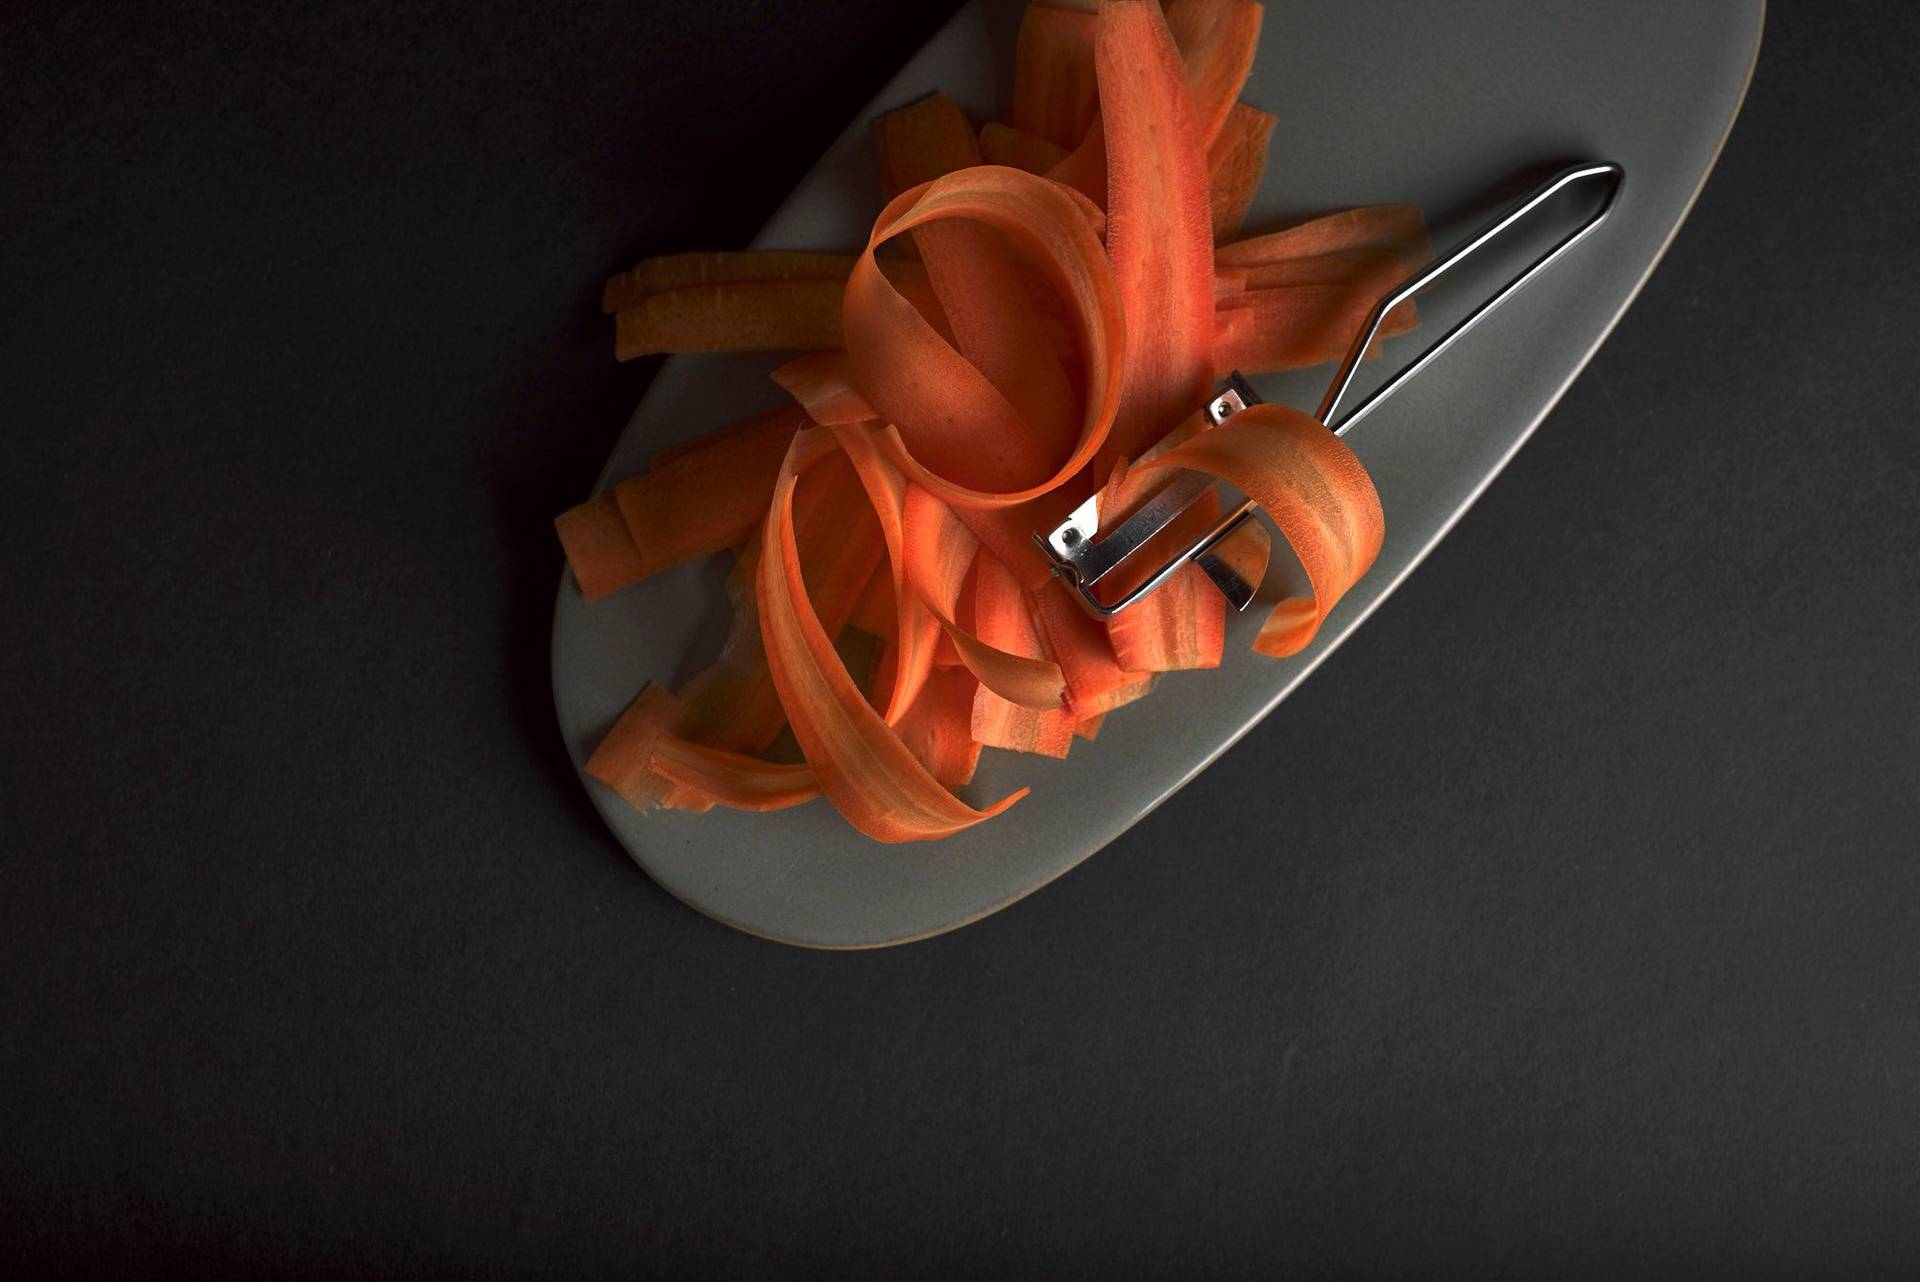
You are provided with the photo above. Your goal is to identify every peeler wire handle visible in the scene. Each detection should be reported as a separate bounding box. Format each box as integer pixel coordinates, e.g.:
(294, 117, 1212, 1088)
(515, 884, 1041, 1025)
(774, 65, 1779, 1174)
(1319, 160, 1625, 437)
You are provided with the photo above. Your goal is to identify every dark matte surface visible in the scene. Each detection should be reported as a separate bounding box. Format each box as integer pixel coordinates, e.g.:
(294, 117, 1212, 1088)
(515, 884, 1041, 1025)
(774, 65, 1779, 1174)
(2, 0, 1916, 1276)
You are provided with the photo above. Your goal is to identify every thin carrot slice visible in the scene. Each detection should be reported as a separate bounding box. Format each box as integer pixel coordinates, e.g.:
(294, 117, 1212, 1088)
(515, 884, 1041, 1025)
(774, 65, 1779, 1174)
(1095, 0, 1218, 472)
(1207, 101, 1276, 242)
(1045, 0, 1260, 209)
(901, 485, 1067, 709)
(1217, 246, 1407, 295)
(1138, 403, 1383, 657)
(1009, 3, 1100, 150)
(554, 494, 648, 603)
(1215, 205, 1431, 268)
(614, 279, 848, 360)
(878, 99, 1082, 468)
(649, 736, 819, 812)
(1163, 0, 1264, 150)
(584, 684, 682, 810)
(603, 251, 860, 314)
(1073, 712, 1107, 741)
(849, 563, 895, 638)
(1209, 513, 1273, 595)
(1029, 577, 1150, 716)
(875, 92, 984, 198)
(895, 667, 986, 786)
(1212, 279, 1418, 376)
(979, 122, 1071, 175)
(843, 165, 1126, 509)
(970, 552, 1076, 757)
(606, 405, 806, 581)
(554, 405, 803, 600)
(758, 429, 1025, 843)
(1081, 405, 1226, 672)
(1090, 1, 1224, 670)
(770, 351, 877, 426)
(828, 420, 941, 724)
(1106, 562, 1224, 671)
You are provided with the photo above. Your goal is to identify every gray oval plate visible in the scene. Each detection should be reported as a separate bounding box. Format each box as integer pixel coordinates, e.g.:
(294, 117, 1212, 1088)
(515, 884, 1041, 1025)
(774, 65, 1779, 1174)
(552, 0, 1762, 948)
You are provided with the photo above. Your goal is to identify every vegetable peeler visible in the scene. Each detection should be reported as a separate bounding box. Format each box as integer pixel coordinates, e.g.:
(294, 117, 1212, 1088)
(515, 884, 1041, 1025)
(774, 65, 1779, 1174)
(1035, 160, 1626, 617)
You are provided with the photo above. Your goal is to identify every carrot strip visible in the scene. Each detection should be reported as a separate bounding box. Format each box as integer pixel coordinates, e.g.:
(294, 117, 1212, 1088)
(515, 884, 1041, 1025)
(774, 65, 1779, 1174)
(1029, 577, 1149, 716)
(649, 736, 819, 812)
(902, 485, 1067, 709)
(614, 279, 847, 360)
(979, 122, 1071, 174)
(849, 563, 895, 637)
(895, 667, 985, 786)
(1086, 1, 1224, 672)
(827, 420, 941, 724)
(970, 552, 1077, 757)
(875, 92, 983, 198)
(1139, 403, 1383, 657)
(757, 429, 1026, 843)
(878, 100, 1082, 469)
(1210, 513, 1273, 593)
(1009, 3, 1101, 150)
(843, 165, 1126, 509)
(1095, 0, 1217, 471)
(1045, 0, 1260, 209)
(1217, 246, 1406, 294)
(1083, 407, 1228, 671)
(584, 684, 682, 810)
(1215, 205, 1432, 268)
(554, 494, 648, 603)
(1212, 280, 1418, 377)
(770, 351, 877, 426)
(554, 405, 804, 600)
(603, 251, 860, 314)
(1073, 712, 1106, 741)
(1163, 0, 1264, 150)
(607, 405, 807, 581)
(1207, 101, 1276, 242)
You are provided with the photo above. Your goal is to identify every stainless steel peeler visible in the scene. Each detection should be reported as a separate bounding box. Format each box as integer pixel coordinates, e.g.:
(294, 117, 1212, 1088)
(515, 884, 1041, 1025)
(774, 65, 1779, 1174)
(1034, 160, 1626, 617)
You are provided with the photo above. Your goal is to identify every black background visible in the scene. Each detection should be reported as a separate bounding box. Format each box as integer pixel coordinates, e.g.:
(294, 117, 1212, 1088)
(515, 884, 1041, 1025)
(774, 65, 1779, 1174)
(4, 1, 1918, 1276)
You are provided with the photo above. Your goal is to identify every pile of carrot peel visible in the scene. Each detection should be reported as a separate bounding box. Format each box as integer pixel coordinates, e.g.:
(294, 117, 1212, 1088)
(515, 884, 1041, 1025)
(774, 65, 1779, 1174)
(558, 0, 1430, 843)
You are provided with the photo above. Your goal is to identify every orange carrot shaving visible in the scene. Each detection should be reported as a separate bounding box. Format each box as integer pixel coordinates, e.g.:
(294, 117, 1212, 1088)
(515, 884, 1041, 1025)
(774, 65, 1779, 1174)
(979, 122, 1071, 175)
(554, 495, 648, 604)
(1137, 403, 1383, 656)
(556, 405, 805, 600)
(1163, 0, 1264, 150)
(603, 251, 860, 314)
(1009, 3, 1100, 150)
(1206, 101, 1276, 241)
(895, 667, 986, 786)
(585, 684, 682, 810)
(901, 485, 1067, 709)
(875, 92, 985, 198)
(970, 552, 1077, 757)
(1095, 0, 1217, 469)
(1212, 279, 1418, 376)
(606, 405, 805, 581)
(849, 564, 895, 638)
(1216, 204, 1432, 270)
(843, 165, 1125, 508)
(650, 737, 819, 812)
